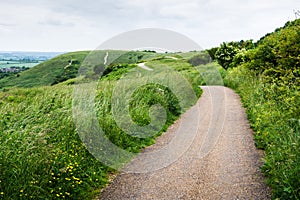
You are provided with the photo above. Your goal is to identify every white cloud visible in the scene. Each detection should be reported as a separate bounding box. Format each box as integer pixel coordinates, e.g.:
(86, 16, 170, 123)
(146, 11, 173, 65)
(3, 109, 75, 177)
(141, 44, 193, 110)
(0, 0, 300, 51)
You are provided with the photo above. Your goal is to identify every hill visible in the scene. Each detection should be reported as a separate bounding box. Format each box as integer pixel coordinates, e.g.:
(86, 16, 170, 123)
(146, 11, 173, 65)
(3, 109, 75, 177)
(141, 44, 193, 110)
(0, 51, 90, 88)
(0, 50, 166, 89)
(0, 48, 208, 199)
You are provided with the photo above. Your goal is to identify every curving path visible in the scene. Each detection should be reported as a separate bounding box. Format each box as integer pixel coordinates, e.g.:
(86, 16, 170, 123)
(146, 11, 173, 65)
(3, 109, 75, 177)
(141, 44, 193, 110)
(104, 52, 109, 65)
(98, 86, 271, 199)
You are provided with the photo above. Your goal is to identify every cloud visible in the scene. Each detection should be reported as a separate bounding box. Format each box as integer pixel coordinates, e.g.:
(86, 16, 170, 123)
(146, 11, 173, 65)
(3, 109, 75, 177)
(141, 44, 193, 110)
(38, 19, 75, 27)
(1, 0, 300, 51)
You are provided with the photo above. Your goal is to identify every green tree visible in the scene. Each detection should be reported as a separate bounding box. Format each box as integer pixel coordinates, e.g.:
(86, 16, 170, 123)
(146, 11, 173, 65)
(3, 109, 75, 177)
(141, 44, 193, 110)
(215, 42, 238, 69)
(206, 47, 219, 60)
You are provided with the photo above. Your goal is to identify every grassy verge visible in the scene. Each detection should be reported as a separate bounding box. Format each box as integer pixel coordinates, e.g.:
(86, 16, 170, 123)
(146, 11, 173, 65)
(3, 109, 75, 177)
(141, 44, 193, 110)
(0, 57, 204, 199)
(224, 65, 300, 199)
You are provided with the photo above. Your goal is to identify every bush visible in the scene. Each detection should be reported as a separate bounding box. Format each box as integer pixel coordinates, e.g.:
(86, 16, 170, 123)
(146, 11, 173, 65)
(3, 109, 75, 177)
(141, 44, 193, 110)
(215, 42, 238, 69)
(188, 52, 211, 66)
(224, 19, 300, 199)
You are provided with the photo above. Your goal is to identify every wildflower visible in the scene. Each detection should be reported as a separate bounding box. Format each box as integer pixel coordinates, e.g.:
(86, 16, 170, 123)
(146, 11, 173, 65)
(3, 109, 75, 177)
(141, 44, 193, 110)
(1, 192, 4, 195)
(20, 190, 23, 193)
(72, 176, 80, 181)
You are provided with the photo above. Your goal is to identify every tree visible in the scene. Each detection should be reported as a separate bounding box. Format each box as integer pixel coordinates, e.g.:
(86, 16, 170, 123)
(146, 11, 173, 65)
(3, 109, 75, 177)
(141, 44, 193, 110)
(215, 42, 238, 70)
(206, 47, 219, 60)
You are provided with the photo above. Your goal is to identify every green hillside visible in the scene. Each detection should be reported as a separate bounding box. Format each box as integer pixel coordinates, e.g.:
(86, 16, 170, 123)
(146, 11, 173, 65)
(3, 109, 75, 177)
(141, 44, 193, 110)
(0, 50, 207, 199)
(0, 51, 90, 88)
(0, 50, 164, 89)
(1, 19, 299, 199)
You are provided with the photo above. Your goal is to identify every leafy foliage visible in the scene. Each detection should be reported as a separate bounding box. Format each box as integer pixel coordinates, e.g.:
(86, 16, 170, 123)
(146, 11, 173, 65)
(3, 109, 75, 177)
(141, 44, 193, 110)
(225, 19, 300, 199)
(211, 40, 255, 70)
(188, 52, 211, 66)
(247, 20, 300, 85)
(101, 63, 135, 80)
(52, 59, 81, 85)
(215, 42, 238, 69)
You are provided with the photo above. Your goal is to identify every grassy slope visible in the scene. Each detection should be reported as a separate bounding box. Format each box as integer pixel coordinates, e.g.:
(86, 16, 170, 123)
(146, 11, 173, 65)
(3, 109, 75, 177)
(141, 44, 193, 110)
(0, 50, 164, 89)
(0, 52, 207, 199)
(0, 51, 90, 88)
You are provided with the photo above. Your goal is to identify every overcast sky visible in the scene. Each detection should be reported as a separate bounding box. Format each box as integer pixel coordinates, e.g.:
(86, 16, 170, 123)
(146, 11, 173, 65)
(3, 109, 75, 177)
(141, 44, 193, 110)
(1, 0, 300, 52)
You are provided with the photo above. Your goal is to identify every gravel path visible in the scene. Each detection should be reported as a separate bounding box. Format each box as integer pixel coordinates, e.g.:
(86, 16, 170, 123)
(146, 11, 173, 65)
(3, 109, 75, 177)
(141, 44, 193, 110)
(98, 86, 271, 199)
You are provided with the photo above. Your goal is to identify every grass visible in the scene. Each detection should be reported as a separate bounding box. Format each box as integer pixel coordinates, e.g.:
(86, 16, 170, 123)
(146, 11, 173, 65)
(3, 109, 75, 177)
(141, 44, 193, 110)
(0, 51, 90, 88)
(224, 65, 300, 199)
(0, 50, 165, 89)
(0, 85, 112, 199)
(222, 19, 300, 199)
(0, 53, 206, 199)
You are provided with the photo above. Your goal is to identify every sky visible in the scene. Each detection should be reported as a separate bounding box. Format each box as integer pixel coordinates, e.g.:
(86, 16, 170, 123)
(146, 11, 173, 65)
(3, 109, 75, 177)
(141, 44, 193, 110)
(1, 0, 300, 52)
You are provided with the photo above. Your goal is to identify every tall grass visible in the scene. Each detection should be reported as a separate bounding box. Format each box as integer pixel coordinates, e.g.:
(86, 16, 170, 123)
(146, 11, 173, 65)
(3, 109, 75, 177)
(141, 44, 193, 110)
(0, 86, 112, 199)
(0, 57, 204, 199)
(224, 65, 300, 199)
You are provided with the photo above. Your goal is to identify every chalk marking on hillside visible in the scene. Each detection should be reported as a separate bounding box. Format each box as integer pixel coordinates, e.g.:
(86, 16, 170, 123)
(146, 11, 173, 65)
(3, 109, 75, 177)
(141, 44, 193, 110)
(104, 52, 109, 65)
(137, 63, 153, 71)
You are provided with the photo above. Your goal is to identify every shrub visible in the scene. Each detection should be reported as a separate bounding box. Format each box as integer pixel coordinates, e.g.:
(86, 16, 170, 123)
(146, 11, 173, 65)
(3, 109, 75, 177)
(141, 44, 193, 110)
(224, 19, 300, 199)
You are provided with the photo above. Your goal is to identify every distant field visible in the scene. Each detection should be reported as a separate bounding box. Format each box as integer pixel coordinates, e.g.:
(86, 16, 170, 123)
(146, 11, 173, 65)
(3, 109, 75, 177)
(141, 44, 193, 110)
(0, 60, 41, 69)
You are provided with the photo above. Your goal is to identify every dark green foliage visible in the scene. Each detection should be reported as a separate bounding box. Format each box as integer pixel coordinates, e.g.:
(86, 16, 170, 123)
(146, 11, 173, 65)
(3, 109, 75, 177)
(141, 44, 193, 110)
(142, 50, 157, 53)
(208, 40, 254, 63)
(215, 42, 238, 69)
(188, 52, 211, 66)
(225, 19, 300, 199)
(101, 64, 135, 80)
(206, 47, 219, 60)
(51, 59, 82, 85)
(0, 67, 29, 79)
(0, 73, 11, 79)
(247, 20, 300, 85)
